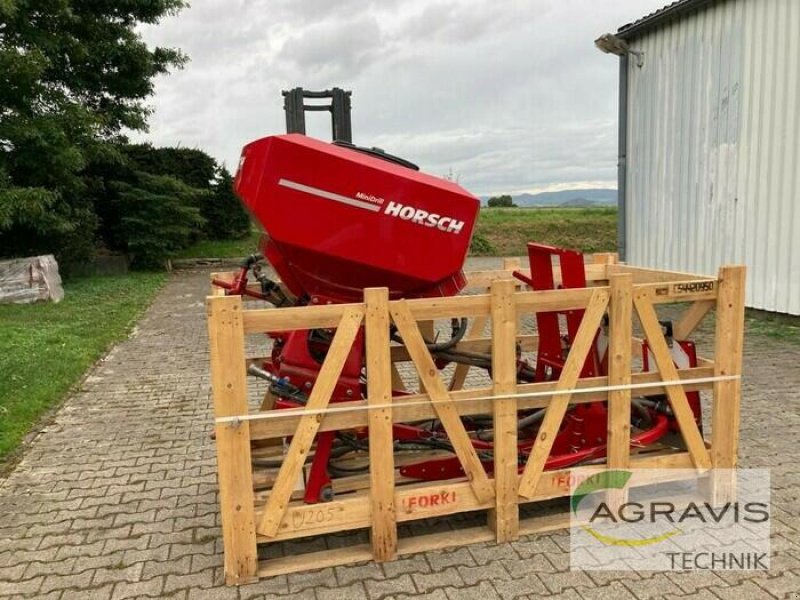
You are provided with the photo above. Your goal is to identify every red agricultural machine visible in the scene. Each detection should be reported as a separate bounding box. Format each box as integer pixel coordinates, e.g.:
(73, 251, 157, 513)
(212, 88, 701, 505)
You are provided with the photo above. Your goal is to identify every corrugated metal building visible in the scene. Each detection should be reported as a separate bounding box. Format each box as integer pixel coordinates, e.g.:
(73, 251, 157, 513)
(605, 0, 800, 314)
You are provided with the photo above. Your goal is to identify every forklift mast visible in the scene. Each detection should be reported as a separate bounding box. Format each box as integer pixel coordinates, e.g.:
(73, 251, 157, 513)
(282, 87, 353, 143)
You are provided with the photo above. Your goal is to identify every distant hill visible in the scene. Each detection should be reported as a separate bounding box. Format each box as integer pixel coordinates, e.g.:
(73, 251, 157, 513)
(481, 188, 617, 207)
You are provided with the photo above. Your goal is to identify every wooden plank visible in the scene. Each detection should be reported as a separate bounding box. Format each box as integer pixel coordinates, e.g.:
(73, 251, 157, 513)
(640, 280, 719, 304)
(488, 280, 519, 541)
(392, 333, 538, 363)
(402, 294, 491, 320)
(607, 264, 712, 283)
(258, 545, 374, 578)
(390, 362, 408, 392)
(514, 287, 596, 313)
(711, 266, 746, 504)
(242, 302, 353, 333)
(518, 289, 610, 499)
(248, 366, 717, 440)
(262, 450, 698, 544)
(364, 288, 397, 561)
(673, 300, 715, 340)
(466, 263, 608, 288)
(592, 252, 618, 265)
(397, 527, 495, 556)
(633, 292, 712, 471)
(206, 295, 258, 584)
(606, 273, 633, 510)
(257, 307, 364, 537)
(448, 315, 489, 391)
(389, 301, 495, 503)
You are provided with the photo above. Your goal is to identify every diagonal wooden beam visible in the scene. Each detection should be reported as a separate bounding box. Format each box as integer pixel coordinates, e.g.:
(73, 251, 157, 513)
(673, 300, 715, 340)
(257, 307, 364, 537)
(390, 301, 495, 503)
(518, 289, 610, 499)
(448, 315, 489, 391)
(634, 292, 711, 471)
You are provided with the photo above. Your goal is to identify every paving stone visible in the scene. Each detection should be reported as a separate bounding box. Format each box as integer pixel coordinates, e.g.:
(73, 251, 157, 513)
(1, 264, 796, 600)
(387, 591, 448, 600)
(110, 577, 165, 599)
(0, 576, 44, 597)
(457, 561, 511, 585)
(237, 573, 289, 597)
(491, 572, 548, 599)
(381, 555, 432, 579)
(363, 574, 416, 598)
(624, 573, 685, 599)
(287, 567, 336, 593)
(162, 568, 215, 593)
(40, 570, 95, 594)
(412, 567, 465, 593)
(318, 581, 369, 600)
(755, 570, 800, 598)
(708, 580, 774, 600)
(335, 562, 385, 586)
(177, 585, 240, 599)
(444, 580, 500, 599)
(92, 562, 146, 586)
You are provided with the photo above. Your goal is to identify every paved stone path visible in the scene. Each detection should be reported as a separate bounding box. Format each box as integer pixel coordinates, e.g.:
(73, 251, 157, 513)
(1, 261, 799, 599)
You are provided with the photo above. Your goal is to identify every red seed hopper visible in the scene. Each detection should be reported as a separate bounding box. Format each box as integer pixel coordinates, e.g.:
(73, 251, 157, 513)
(234, 133, 480, 303)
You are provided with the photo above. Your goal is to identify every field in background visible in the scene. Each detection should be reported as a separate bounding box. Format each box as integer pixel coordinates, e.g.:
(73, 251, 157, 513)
(174, 207, 618, 259)
(473, 207, 617, 256)
(0, 273, 166, 465)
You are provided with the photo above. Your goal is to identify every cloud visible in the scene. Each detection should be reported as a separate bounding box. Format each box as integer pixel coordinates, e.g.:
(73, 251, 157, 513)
(135, 0, 668, 195)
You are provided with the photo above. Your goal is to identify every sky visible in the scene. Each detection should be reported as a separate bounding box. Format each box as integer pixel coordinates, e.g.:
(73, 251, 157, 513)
(136, 0, 668, 197)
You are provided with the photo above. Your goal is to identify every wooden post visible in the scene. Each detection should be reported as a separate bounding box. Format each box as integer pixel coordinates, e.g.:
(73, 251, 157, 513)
(502, 257, 524, 329)
(606, 273, 632, 510)
(711, 266, 746, 504)
(592, 252, 618, 265)
(365, 288, 398, 561)
(488, 280, 519, 541)
(207, 295, 258, 584)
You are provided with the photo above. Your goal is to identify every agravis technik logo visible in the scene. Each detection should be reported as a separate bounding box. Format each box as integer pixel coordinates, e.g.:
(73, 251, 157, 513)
(569, 468, 771, 571)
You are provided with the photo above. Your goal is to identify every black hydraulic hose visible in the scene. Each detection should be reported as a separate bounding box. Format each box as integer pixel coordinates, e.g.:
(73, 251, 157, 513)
(391, 318, 469, 352)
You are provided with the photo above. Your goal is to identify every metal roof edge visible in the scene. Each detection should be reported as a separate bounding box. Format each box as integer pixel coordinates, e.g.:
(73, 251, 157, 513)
(616, 0, 722, 40)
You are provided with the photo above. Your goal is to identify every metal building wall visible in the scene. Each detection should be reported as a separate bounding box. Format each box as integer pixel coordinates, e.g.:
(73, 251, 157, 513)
(625, 0, 800, 314)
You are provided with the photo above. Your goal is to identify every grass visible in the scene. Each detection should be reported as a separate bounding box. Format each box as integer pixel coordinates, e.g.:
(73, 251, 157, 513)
(472, 207, 617, 256)
(745, 309, 800, 346)
(0, 272, 166, 463)
(172, 232, 260, 259)
(174, 207, 618, 259)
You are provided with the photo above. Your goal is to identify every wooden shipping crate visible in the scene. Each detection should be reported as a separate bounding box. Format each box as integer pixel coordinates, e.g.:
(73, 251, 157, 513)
(206, 256, 745, 585)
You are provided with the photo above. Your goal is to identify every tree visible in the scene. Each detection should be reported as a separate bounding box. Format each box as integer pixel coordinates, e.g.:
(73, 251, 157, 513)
(205, 167, 251, 240)
(116, 144, 251, 240)
(487, 194, 515, 208)
(113, 172, 205, 269)
(0, 0, 187, 263)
